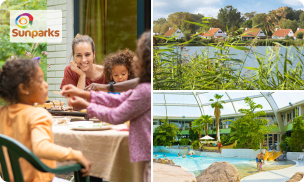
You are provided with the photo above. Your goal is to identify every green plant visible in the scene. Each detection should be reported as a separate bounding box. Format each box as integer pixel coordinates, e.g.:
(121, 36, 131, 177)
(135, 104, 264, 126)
(153, 19, 304, 90)
(279, 137, 291, 152)
(180, 138, 190, 146)
(228, 97, 276, 150)
(210, 94, 225, 141)
(287, 115, 304, 152)
(192, 115, 213, 138)
(153, 117, 181, 147)
(191, 140, 201, 150)
(189, 128, 199, 142)
(296, 32, 304, 39)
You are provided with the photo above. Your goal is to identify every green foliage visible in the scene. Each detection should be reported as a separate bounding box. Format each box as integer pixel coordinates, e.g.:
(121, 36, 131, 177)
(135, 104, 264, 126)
(244, 12, 257, 20)
(279, 138, 291, 152)
(191, 140, 201, 150)
(153, 118, 181, 147)
(229, 97, 276, 150)
(280, 19, 298, 33)
(0, 0, 47, 78)
(220, 134, 234, 145)
(189, 128, 199, 142)
(192, 115, 213, 137)
(296, 32, 304, 39)
(217, 5, 245, 31)
(241, 20, 253, 28)
(180, 138, 190, 146)
(287, 115, 304, 152)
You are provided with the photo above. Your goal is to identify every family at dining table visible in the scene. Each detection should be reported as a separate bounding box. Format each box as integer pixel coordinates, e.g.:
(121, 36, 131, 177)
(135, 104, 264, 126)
(0, 31, 151, 182)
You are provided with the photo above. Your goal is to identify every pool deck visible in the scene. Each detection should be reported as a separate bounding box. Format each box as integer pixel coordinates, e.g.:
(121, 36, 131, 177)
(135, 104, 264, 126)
(241, 160, 304, 182)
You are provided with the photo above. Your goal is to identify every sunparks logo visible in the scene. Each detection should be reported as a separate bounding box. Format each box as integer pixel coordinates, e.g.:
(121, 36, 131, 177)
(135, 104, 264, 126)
(10, 10, 62, 43)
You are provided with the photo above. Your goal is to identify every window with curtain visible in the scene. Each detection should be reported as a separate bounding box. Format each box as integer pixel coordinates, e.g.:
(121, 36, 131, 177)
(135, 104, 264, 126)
(77, 0, 137, 64)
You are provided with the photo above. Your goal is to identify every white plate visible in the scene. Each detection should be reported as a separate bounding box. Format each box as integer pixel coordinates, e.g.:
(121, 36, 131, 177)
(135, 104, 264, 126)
(69, 124, 112, 131)
(68, 121, 94, 125)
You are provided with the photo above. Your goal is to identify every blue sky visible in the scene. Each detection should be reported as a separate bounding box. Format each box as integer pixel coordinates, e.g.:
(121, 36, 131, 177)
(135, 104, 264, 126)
(153, 0, 304, 20)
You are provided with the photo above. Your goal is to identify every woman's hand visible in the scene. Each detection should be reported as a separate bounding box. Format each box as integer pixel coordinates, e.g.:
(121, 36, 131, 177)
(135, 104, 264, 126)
(70, 61, 85, 76)
(68, 96, 89, 110)
(85, 83, 109, 92)
(79, 155, 92, 177)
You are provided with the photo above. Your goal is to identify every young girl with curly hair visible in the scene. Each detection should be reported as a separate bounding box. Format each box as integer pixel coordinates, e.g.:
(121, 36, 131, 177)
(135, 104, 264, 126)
(103, 48, 135, 83)
(0, 59, 91, 182)
(61, 31, 151, 182)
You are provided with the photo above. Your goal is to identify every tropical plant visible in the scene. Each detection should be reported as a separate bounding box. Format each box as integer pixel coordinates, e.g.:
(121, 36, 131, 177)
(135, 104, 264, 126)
(286, 115, 304, 152)
(228, 97, 276, 150)
(191, 140, 201, 150)
(192, 115, 213, 138)
(189, 128, 199, 142)
(296, 32, 304, 39)
(209, 94, 225, 142)
(153, 117, 181, 147)
(180, 138, 190, 146)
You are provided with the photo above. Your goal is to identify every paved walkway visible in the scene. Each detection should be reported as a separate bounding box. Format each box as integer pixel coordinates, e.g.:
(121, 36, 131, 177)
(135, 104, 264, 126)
(241, 160, 304, 182)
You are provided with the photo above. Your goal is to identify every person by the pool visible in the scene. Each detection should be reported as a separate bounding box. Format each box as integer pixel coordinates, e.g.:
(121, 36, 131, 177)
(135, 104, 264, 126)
(178, 153, 180, 157)
(218, 141, 222, 154)
(256, 152, 264, 171)
(60, 34, 139, 92)
(155, 154, 157, 157)
(163, 154, 166, 157)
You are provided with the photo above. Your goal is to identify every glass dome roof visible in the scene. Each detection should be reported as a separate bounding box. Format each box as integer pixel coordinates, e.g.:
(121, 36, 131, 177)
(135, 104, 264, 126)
(153, 92, 304, 118)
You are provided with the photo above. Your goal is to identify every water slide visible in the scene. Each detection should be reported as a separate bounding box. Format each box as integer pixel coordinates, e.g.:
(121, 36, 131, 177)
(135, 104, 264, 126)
(264, 150, 282, 161)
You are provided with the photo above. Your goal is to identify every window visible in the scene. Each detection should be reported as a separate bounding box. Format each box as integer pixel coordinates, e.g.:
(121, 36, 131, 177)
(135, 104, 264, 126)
(74, 0, 151, 63)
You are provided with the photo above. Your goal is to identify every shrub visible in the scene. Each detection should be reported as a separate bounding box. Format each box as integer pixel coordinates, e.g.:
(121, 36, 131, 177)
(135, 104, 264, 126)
(287, 115, 304, 152)
(296, 32, 304, 39)
(191, 140, 201, 150)
(180, 138, 190, 146)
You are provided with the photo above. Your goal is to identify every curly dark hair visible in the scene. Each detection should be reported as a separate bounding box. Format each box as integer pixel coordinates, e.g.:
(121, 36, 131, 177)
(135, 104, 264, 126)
(136, 31, 151, 83)
(0, 59, 38, 104)
(103, 49, 135, 83)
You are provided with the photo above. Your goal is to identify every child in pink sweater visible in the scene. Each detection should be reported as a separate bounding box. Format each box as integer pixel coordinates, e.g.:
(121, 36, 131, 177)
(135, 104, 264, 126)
(61, 31, 151, 181)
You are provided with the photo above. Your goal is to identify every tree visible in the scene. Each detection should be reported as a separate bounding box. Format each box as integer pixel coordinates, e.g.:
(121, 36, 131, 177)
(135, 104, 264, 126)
(287, 115, 304, 152)
(296, 31, 304, 39)
(204, 18, 226, 32)
(299, 12, 304, 28)
(244, 11, 256, 20)
(192, 115, 213, 139)
(229, 97, 276, 150)
(285, 7, 295, 21)
(217, 5, 245, 30)
(183, 30, 191, 41)
(160, 22, 171, 35)
(294, 9, 304, 21)
(153, 117, 181, 147)
(241, 20, 253, 28)
(252, 13, 267, 28)
(209, 94, 225, 142)
(280, 19, 298, 33)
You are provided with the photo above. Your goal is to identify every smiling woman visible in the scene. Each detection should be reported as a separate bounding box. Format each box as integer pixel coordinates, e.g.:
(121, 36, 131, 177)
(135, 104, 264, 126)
(60, 34, 107, 90)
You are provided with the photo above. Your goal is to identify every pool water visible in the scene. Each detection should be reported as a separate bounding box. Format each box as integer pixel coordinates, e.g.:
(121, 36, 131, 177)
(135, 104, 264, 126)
(153, 152, 295, 179)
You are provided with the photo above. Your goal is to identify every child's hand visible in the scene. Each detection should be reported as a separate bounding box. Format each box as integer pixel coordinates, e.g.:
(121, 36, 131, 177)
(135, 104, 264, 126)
(69, 96, 89, 110)
(70, 61, 85, 76)
(62, 84, 83, 97)
(79, 155, 92, 177)
(85, 83, 108, 92)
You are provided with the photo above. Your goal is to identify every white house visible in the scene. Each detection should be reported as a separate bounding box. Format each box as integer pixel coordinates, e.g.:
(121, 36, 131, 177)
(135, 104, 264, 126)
(272, 28, 294, 39)
(199, 28, 227, 39)
(241, 28, 266, 40)
(164, 27, 184, 39)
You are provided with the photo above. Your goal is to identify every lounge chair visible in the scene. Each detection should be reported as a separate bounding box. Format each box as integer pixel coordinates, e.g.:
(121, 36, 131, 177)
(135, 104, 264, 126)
(297, 155, 304, 161)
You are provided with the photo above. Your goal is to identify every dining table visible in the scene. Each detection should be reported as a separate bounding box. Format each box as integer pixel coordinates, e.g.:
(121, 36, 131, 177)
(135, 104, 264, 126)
(52, 117, 145, 182)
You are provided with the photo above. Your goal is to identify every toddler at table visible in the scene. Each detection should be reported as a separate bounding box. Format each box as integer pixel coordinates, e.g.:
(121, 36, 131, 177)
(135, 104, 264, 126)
(103, 48, 135, 94)
(0, 59, 91, 182)
(61, 31, 151, 182)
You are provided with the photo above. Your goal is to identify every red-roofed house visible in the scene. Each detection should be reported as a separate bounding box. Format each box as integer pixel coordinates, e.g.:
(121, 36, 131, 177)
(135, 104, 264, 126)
(294, 28, 304, 39)
(241, 28, 266, 40)
(272, 28, 294, 39)
(199, 28, 226, 39)
(164, 27, 184, 39)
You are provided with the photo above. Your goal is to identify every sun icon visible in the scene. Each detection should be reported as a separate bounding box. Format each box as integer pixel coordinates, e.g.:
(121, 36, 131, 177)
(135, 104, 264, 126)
(18, 17, 28, 25)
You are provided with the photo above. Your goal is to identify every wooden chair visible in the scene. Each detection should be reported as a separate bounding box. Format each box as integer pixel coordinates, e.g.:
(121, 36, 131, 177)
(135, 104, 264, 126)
(0, 133, 89, 182)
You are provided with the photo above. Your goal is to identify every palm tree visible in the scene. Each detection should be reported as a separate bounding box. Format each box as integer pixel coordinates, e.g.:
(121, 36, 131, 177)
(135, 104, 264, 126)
(210, 94, 225, 142)
(192, 115, 213, 139)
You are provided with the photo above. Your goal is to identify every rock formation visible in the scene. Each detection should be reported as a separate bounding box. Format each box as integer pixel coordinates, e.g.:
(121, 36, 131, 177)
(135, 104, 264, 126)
(196, 161, 240, 182)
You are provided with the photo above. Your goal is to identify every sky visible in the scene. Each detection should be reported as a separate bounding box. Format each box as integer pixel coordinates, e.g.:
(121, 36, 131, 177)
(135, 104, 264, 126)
(153, 0, 304, 21)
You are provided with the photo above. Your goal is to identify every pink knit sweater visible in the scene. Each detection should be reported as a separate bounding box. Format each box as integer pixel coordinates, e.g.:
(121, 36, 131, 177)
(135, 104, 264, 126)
(87, 83, 151, 163)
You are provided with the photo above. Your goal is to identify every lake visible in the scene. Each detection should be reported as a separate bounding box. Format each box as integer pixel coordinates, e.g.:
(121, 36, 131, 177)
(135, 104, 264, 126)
(159, 46, 304, 75)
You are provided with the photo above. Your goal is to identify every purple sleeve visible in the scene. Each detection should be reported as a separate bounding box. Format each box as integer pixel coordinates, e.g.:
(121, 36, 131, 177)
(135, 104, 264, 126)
(90, 90, 130, 107)
(87, 83, 151, 124)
